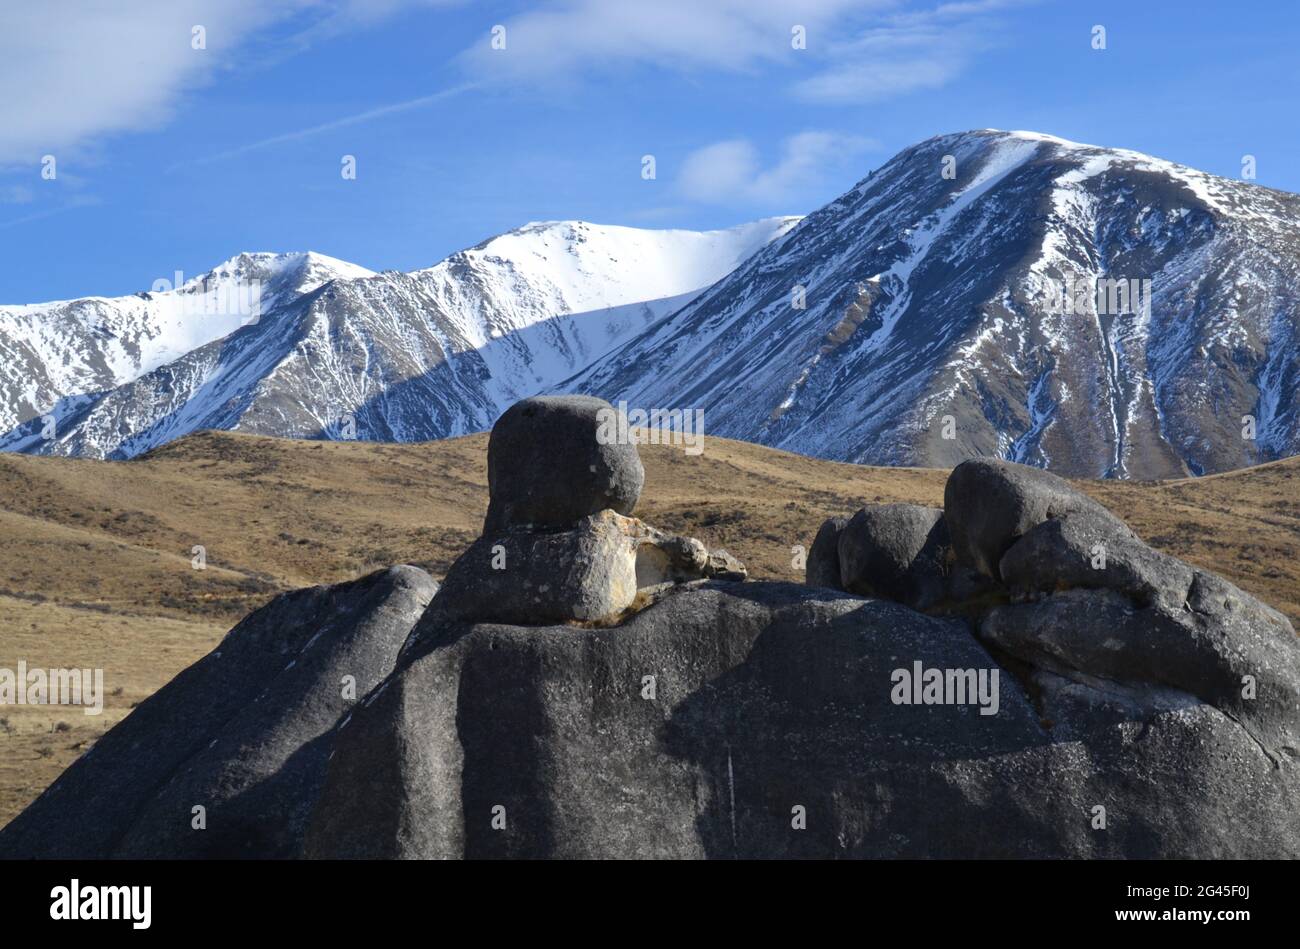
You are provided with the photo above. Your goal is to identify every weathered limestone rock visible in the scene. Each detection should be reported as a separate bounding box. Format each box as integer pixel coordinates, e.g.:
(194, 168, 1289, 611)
(304, 580, 1300, 860)
(837, 503, 949, 609)
(805, 515, 848, 590)
(0, 566, 437, 859)
(944, 458, 1132, 578)
(484, 395, 644, 532)
(427, 510, 745, 629)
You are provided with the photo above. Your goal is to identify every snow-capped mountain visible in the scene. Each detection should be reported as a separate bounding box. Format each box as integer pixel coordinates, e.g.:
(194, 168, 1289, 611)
(0, 252, 373, 435)
(568, 130, 1300, 478)
(4, 130, 1298, 477)
(0, 218, 797, 458)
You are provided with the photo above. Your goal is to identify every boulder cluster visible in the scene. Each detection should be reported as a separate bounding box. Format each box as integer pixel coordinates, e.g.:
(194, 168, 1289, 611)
(808, 459, 1300, 760)
(2, 396, 1297, 860)
(430, 395, 745, 630)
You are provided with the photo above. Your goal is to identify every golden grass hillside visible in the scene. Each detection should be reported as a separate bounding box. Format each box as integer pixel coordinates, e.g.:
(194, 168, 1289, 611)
(1, 430, 1297, 826)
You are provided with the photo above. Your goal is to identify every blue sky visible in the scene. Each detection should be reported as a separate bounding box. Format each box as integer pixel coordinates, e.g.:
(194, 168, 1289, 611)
(2, 0, 1297, 302)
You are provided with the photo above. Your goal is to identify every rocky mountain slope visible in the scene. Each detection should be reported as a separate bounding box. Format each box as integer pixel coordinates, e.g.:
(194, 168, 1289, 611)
(3, 130, 1297, 476)
(0, 252, 374, 437)
(0, 218, 796, 458)
(570, 130, 1300, 478)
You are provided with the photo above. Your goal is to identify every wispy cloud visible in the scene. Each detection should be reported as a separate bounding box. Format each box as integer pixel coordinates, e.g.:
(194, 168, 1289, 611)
(169, 81, 480, 169)
(458, 0, 1025, 104)
(0, 2, 290, 165)
(678, 131, 878, 205)
(0, 1, 460, 166)
(458, 1, 891, 81)
(790, 25, 977, 102)
(790, 0, 1029, 103)
(0, 195, 102, 230)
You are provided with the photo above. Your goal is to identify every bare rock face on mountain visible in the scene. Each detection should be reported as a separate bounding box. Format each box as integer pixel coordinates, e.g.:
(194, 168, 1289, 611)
(1, 219, 798, 460)
(0, 566, 436, 859)
(569, 130, 1300, 478)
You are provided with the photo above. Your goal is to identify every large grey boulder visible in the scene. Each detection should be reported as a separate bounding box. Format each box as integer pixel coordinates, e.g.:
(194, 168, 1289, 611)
(805, 515, 848, 590)
(305, 580, 1300, 859)
(484, 395, 644, 532)
(944, 458, 1132, 578)
(980, 583, 1300, 760)
(837, 504, 949, 609)
(0, 565, 436, 859)
(989, 508, 1299, 753)
(998, 510, 1195, 610)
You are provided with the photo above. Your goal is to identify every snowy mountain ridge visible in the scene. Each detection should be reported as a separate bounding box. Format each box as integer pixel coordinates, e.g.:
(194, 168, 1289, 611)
(0, 217, 798, 458)
(0, 251, 373, 434)
(3, 128, 1298, 478)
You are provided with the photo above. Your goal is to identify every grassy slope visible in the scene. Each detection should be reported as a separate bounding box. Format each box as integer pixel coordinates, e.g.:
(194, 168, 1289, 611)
(1, 430, 1297, 825)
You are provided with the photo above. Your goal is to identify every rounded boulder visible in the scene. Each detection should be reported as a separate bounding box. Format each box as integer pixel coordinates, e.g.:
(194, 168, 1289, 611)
(943, 458, 1132, 578)
(837, 504, 949, 608)
(484, 395, 645, 531)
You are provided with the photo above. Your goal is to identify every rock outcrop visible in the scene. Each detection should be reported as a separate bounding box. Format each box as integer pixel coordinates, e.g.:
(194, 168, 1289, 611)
(420, 396, 745, 632)
(302, 429, 1299, 858)
(304, 575, 1299, 859)
(804, 515, 848, 590)
(800, 458, 1300, 856)
(943, 458, 1133, 578)
(4, 396, 1297, 861)
(0, 566, 436, 859)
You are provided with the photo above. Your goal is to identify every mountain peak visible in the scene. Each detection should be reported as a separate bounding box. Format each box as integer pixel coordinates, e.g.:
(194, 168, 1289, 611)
(190, 251, 376, 295)
(4, 132, 1297, 477)
(566, 129, 1300, 480)
(416, 216, 801, 322)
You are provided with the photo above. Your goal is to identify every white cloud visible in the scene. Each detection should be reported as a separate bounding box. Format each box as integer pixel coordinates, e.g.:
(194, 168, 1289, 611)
(791, 0, 1030, 102)
(459, 0, 891, 79)
(172, 81, 478, 169)
(791, 25, 974, 102)
(678, 131, 877, 205)
(0, 2, 289, 164)
(461, 0, 1024, 106)
(0, 1, 459, 165)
